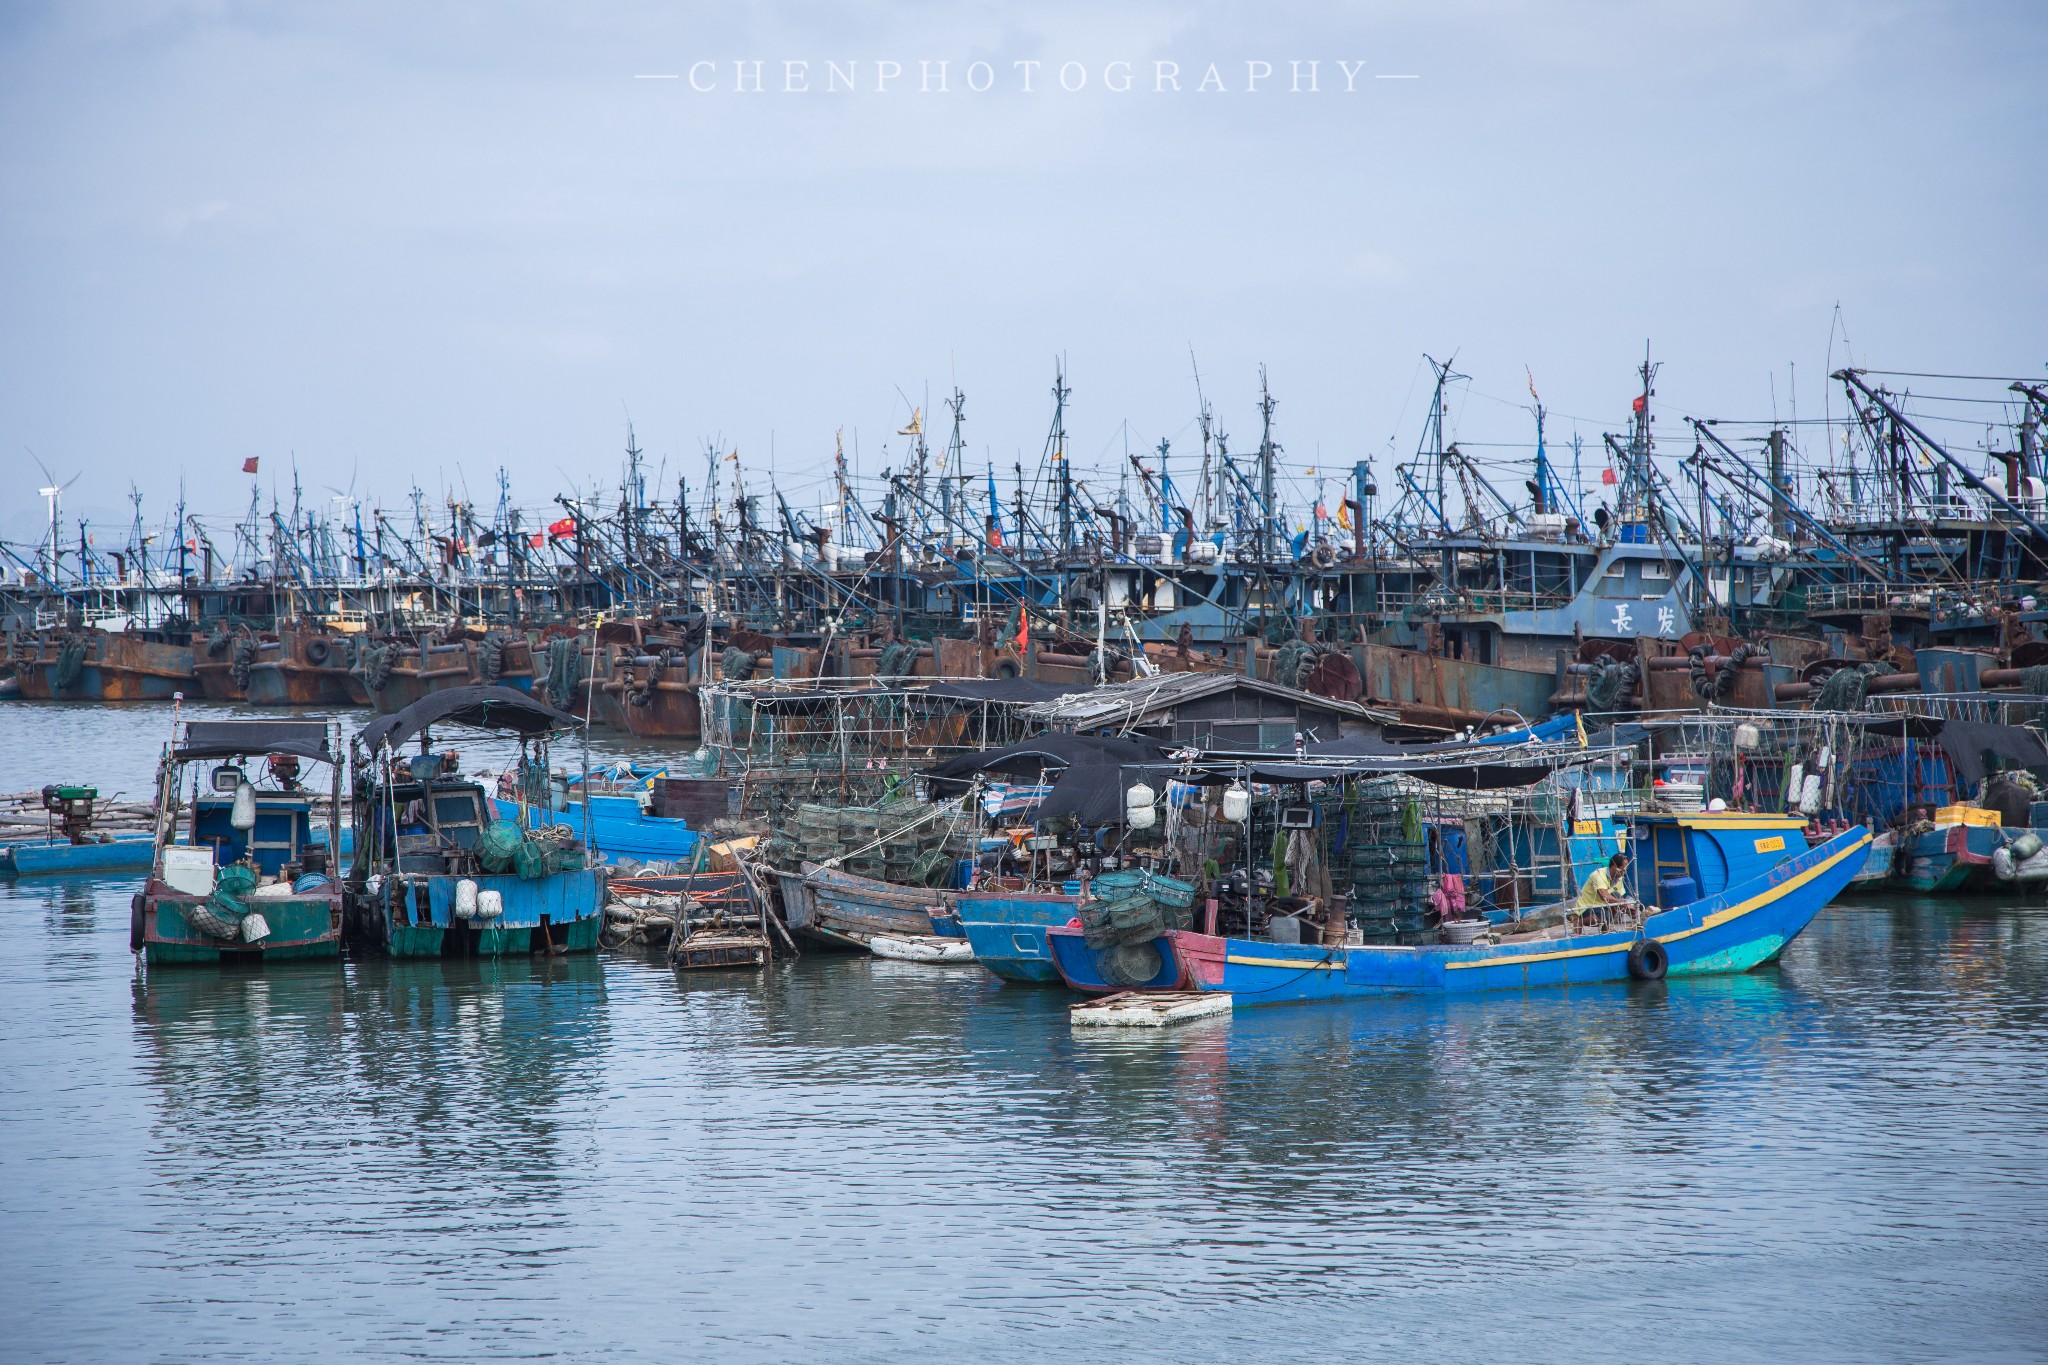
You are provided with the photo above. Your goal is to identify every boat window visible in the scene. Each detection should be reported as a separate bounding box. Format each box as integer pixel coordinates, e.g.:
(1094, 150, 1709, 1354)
(434, 792, 482, 828)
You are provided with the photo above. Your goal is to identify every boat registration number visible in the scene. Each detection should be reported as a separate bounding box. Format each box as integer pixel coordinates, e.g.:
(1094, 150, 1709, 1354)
(1753, 836, 1786, 853)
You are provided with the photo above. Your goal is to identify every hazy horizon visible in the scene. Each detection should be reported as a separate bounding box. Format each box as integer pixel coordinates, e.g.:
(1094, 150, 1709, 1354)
(3, 0, 2043, 543)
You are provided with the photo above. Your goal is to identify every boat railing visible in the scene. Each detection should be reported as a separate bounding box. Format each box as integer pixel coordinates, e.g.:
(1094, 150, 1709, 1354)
(1803, 583, 1936, 616)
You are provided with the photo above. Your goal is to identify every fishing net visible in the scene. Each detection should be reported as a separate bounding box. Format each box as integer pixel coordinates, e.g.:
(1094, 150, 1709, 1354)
(476, 820, 525, 874)
(1813, 660, 1895, 712)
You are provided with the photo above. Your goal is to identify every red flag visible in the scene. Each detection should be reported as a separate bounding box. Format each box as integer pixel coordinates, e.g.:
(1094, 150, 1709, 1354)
(547, 518, 577, 539)
(242, 456, 259, 474)
(1014, 610, 1029, 652)
(1601, 468, 1619, 486)
(530, 533, 545, 548)
(1631, 395, 1646, 414)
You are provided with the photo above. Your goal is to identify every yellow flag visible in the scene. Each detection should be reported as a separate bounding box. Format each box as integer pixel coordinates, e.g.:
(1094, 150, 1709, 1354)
(1575, 711, 1588, 747)
(1336, 501, 1352, 530)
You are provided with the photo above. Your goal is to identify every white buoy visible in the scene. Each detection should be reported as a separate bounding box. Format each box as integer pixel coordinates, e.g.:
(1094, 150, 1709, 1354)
(455, 878, 479, 919)
(476, 889, 503, 920)
(1126, 780, 1157, 830)
(230, 781, 256, 831)
(1222, 783, 1251, 823)
(1799, 772, 1823, 814)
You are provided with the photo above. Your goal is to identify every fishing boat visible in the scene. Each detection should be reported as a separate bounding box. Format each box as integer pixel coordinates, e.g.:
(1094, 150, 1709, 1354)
(795, 862, 961, 948)
(243, 624, 363, 706)
(954, 888, 1084, 982)
(6, 626, 196, 701)
(132, 717, 347, 965)
(346, 685, 604, 957)
(1150, 814, 1868, 1004)
(487, 763, 709, 867)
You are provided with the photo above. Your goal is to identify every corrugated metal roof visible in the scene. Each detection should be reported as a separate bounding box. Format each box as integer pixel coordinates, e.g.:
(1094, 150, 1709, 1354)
(1021, 671, 1397, 730)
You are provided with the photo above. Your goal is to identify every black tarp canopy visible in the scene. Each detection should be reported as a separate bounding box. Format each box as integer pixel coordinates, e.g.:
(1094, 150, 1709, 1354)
(356, 685, 581, 753)
(178, 719, 335, 764)
(926, 734, 1168, 826)
(1932, 720, 2048, 786)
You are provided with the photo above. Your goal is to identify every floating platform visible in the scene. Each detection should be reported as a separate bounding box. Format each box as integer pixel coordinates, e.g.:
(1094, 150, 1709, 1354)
(869, 933, 976, 964)
(1070, 990, 1233, 1028)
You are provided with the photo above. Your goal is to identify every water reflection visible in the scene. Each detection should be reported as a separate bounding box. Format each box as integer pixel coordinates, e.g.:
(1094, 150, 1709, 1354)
(2, 864, 2043, 1358)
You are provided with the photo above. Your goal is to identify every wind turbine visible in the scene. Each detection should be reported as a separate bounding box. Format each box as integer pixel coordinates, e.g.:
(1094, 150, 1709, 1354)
(28, 448, 79, 584)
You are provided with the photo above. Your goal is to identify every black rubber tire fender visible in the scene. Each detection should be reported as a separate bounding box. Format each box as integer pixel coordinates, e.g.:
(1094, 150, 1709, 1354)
(130, 893, 146, 953)
(303, 636, 331, 666)
(1627, 938, 1669, 981)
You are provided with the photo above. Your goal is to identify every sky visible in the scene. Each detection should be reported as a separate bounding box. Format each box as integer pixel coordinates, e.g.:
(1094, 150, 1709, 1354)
(1, 0, 2043, 545)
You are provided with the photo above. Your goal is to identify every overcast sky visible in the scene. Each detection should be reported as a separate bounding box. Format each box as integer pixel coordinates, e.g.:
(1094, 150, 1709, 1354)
(2, 0, 2042, 541)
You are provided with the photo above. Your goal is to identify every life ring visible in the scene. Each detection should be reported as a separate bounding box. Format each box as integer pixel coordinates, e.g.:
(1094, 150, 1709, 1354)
(1626, 939, 1669, 981)
(303, 636, 331, 666)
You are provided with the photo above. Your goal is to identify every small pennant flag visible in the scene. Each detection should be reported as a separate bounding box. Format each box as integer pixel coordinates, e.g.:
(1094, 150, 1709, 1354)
(242, 456, 259, 474)
(1601, 468, 1619, 486)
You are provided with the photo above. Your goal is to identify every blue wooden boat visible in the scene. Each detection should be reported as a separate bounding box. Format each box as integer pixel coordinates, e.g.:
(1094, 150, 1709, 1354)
(134, 718, 348, 966)
(955, 889, 1081, 983)
(4, 834, 155, 876)
(489, 790, 701, 867)
(6, 827, 354, 877)
(1086, 814, 1869, 1005)
(1046, 923, 1193, 992)
(349, 686, 604, 958)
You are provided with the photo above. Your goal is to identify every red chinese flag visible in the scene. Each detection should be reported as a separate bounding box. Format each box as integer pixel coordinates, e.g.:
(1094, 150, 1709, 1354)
(1601, 468, 1619, 485)
(530, 533, 545, 548)
(547, 518, 577, 539)
(1631, 395, 1646, 414)
(242, 456, 260, 474)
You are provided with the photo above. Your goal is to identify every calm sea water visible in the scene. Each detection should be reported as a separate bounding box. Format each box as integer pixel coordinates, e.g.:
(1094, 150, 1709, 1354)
(2, 702, 2046, 1362)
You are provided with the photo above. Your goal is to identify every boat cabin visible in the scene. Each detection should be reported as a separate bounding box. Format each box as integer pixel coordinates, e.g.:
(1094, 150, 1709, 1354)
(1625, 811, 1807, 909)
(188, 765, 327, 876)
(360, 765, 492, 875)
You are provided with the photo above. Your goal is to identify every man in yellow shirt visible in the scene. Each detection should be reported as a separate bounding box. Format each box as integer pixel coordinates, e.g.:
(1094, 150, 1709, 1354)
(1576, 851, 1631, 922)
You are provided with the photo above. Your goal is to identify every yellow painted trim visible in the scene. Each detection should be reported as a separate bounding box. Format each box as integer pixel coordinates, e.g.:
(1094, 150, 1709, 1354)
(1226, 954, 1345, 970)
(1659, 813, 1808, 829)
(1441, 834, 1870, 971)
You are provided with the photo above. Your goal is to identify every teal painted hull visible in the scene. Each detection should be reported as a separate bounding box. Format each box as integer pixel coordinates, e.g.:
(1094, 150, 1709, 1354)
(143, 895, 344, 966)
(372, 868, 606, 958)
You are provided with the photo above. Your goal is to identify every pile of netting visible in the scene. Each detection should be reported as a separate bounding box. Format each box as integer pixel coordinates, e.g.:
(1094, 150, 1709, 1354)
(1813, 660, 1896, 712)
(766, 799, 972, 886)
(1077, 869, 1196, 949)
(475, 820, 585, 879)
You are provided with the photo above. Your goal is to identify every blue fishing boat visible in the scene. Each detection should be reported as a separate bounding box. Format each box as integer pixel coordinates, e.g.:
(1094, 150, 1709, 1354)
(1151, 814, 1868, 1005)
(134, 718, 348, 965)
(4, 834, 155, 875)
(955, 888, 1082, 982)
(1046, 923, 1194, 992)
(7, 828, 354, 877)
(489, 764, 704, 867)
(348, 686, 605, 957)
